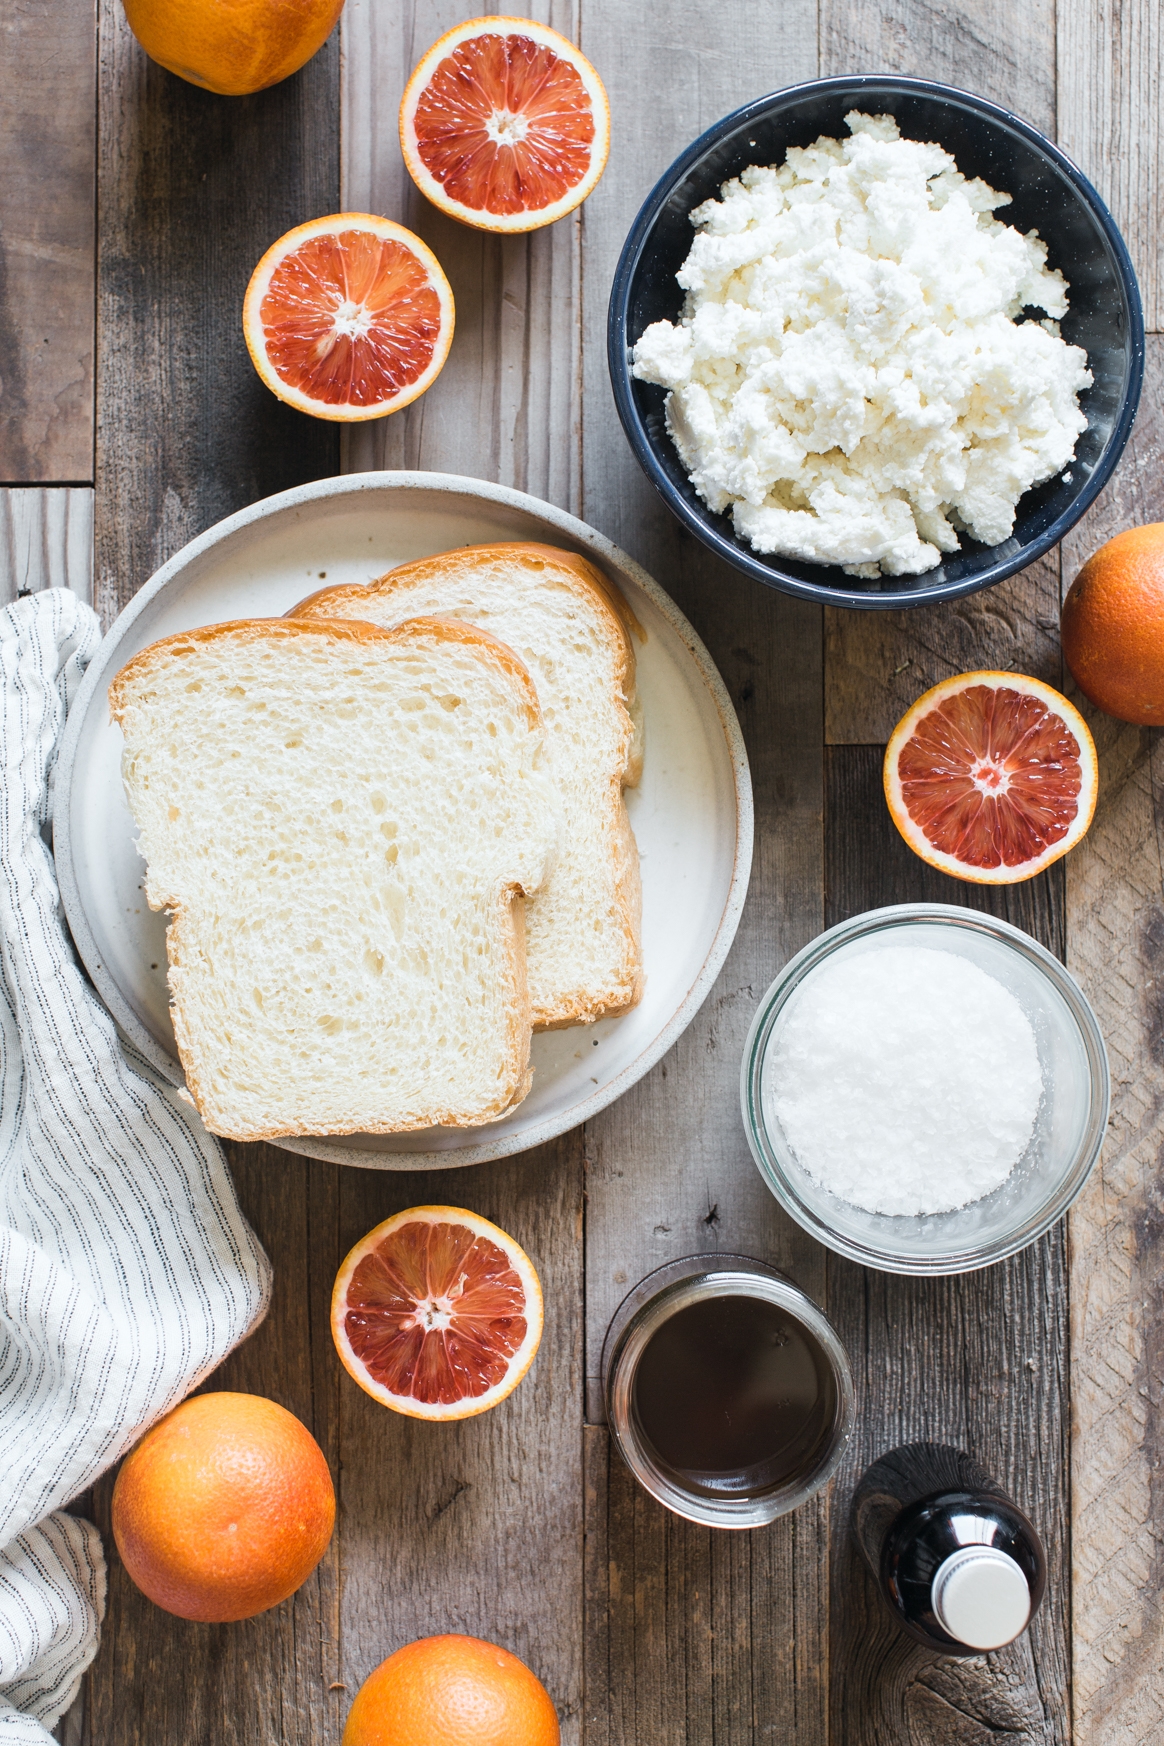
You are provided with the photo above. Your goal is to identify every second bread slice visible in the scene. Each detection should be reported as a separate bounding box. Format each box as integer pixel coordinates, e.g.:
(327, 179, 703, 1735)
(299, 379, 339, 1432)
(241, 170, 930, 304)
(293, 542, 644, 1028)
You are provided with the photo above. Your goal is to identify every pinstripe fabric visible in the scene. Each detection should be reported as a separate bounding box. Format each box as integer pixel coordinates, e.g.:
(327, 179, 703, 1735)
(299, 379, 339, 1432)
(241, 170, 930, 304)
(0, 591, 272, 1741)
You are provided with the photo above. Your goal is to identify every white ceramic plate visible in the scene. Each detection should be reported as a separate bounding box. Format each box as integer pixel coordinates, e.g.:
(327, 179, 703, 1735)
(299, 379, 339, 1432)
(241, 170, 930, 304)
(55, 473, 752, 1169)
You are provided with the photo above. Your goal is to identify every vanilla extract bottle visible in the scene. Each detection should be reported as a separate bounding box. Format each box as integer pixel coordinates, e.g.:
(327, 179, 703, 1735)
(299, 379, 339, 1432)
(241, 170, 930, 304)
(851, 1443, 1046, 1655)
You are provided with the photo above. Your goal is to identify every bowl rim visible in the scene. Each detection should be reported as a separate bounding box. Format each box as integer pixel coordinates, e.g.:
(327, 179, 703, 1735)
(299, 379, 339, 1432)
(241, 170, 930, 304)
(739, 902, 1112, 1275)
(608, 73, 1146, 612)
(601, 1253, 855, 1527)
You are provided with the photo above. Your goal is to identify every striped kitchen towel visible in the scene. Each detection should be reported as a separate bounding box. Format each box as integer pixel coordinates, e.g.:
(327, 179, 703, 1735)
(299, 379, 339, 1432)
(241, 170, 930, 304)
(0, 589, 272, 1743)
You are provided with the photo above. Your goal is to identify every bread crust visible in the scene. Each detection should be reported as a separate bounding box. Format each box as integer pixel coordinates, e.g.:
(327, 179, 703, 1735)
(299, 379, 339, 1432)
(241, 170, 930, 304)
(290, 542, 645, 1027)
(110, 612, 543, 732)
(111, 614, 551, 1141)
(164, 882, 534, 1143)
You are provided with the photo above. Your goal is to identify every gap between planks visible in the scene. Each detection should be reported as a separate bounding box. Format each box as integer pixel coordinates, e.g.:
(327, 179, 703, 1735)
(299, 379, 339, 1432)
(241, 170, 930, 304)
(0, 489, 93, 606)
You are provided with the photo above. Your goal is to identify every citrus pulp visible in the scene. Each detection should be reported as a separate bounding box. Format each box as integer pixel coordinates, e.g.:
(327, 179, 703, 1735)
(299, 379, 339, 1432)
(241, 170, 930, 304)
(341, 1634, 560, 1746)
(122, 0, 344, 96)
(400, 17, 609, 232)
(243, 214, 454, 420)
(111, 1392, 335, 1621)
(884, 671, 1098, 883)
(330, 1206, 542, 1419)
(1061, 523, 1164, 725)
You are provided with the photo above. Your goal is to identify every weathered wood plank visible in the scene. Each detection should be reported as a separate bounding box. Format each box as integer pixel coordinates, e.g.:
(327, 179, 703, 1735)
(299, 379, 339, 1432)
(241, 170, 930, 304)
(576, 5, 826, 1741)
(333, 1143, 584, 1743)
(583, 1422, 830, 1746)
(95, 0, 340, 626)
(821, 0, 1055, 135)
(340, 0, 582, 515)
(825, 552, 1061, 745)
(817, 5, 1070, 1736)
(1063, 334, 1164, 1745)
(87, 11, 343, 1743)
(580, 0, 820, 1436)
(336, 10, 587, 1738)
(1058, 0, 1163, 334)
(823, 746, 1070, 1746)
(0, 488, 93, 606)
(0, 0, 95, 482)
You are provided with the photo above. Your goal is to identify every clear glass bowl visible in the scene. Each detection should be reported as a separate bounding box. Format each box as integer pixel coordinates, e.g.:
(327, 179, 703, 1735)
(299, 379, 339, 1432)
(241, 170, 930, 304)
(740, 904, 1110, 1275)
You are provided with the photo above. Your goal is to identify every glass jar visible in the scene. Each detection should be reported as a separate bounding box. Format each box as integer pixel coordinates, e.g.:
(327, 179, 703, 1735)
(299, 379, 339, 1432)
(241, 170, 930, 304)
(601, 1254, 854, 1528)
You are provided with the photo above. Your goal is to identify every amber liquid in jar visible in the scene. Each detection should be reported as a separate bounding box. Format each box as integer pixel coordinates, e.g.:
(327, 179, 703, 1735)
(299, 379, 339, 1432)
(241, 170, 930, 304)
(631, 1294, 838, 1498)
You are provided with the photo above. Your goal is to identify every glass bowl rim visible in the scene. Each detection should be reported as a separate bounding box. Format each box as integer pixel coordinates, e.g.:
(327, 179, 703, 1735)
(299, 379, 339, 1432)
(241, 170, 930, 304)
(740, 903, 1111, 1275)
(601, 1254, 855, 1527)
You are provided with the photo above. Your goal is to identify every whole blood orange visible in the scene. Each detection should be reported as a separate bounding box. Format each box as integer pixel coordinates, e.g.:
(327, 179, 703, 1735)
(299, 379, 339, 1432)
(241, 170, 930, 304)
(342, 1635, 560, 1746)
(111, 1392, 335, 1621)
(243, 215, 454, 420)
(884, 671, 1098, 883)
(400, 18, 610, 233)
(122, 0, 344, 96)
(1061, 524, 1164, 725)
(331, 1207, 543, 1420)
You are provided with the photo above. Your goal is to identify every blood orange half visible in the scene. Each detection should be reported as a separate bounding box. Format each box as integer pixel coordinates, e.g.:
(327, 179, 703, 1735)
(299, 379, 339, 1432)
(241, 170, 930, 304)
(400, 17, 610, 233)
(884, 672, 1098, 884)
(243, 214, 454, 421)
(331, 1207, 543, 1420)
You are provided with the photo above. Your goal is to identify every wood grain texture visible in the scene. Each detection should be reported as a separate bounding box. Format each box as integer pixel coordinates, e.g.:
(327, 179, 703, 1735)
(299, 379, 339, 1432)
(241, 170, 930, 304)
(821, 0, 1055, 134)
(95, 0, 340, 626)
(87, 14, 346, 1744)
(1059, 0, 1162, 333)
(86, 1148, 344, 1746)
(335, 1142, 584, 1745)
(824, 746, 1070, 1746)
(340, 0, 582, 515)
(578, 0, 821, 1433)
(1063, 336, 1164, 1745)
(583, 1425, 829, 1746)
(825, 552, 1062, 745)
(0, 0, 95, 481)
(818, 0, 1071, 1726)
(576, 3, 828, 1740)
(0, 488, 93, 605)
(335, 8, 589, 1737)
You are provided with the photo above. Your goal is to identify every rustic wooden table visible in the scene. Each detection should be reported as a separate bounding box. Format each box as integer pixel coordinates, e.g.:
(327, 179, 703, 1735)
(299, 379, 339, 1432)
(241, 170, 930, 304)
(3, 0, 1161, 1740)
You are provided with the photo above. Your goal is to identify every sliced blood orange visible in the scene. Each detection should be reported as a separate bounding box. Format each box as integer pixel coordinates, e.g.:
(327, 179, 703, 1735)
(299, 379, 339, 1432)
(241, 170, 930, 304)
(400, 17, 610, 234)
(331, 1207, 543, 1420)
(243, 214, 454, 421)
(884, 672, 1098, 884)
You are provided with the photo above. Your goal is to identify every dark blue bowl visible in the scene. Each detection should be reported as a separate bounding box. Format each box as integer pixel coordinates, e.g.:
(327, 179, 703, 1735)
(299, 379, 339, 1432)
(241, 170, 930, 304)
(608, 76, 1145, 611)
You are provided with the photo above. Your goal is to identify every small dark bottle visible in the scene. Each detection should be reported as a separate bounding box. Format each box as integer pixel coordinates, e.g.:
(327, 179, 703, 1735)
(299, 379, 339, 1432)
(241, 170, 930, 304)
(851, 1443, 1047, 1655)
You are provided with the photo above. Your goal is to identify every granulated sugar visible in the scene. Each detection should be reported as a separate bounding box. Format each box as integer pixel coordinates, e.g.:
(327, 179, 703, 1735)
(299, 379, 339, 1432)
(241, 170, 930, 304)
(766, 944, 1042, 1216)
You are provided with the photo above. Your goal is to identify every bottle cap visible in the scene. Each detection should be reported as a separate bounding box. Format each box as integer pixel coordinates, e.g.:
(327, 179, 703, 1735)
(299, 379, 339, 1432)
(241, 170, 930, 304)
(931, 1546, 1031, 1650)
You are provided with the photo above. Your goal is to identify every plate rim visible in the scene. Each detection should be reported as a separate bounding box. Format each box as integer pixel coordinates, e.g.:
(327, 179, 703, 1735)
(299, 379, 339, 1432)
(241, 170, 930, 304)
(54, 470, 754, 1169)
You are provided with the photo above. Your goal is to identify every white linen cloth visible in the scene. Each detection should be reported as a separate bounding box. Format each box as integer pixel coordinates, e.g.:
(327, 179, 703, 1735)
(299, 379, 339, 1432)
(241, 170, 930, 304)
(0, 589, 272, 1741)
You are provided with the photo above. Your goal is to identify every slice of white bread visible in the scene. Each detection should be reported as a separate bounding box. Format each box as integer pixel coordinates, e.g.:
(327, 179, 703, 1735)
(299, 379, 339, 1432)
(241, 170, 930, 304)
(292, 542, 644, 1028)
(109, 615, 559, 1142)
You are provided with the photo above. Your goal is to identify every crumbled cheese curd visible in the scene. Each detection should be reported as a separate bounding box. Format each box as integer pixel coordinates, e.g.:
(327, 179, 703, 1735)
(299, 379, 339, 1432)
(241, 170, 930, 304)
(632, 113, 1092, 577)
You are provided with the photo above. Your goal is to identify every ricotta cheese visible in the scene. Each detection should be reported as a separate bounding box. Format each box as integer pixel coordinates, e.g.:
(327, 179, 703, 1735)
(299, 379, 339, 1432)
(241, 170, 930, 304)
(632, 113, 1092, 578)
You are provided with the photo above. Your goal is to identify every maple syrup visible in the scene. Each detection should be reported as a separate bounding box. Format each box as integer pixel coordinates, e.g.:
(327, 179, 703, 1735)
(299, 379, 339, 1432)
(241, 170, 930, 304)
(632, 1293, 837, 1497)
(603, 1256, 853, 1527)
